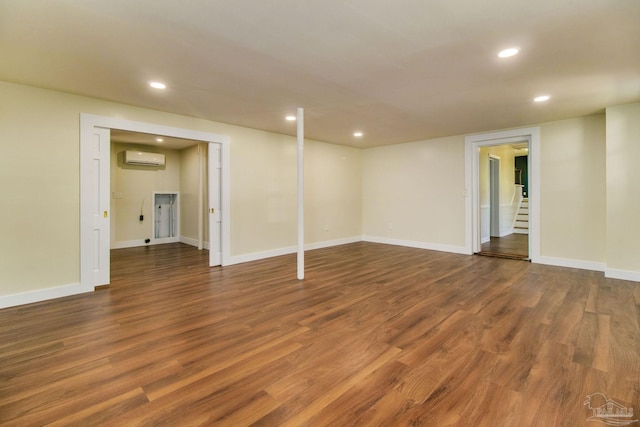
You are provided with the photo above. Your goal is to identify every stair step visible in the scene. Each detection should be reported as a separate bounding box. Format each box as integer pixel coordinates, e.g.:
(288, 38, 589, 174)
(514, 197, 529, 233)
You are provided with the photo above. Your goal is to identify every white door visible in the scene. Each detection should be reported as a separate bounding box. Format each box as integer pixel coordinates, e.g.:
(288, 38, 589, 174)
(89, 126, 110, 285)
(208, 142, 222, 266)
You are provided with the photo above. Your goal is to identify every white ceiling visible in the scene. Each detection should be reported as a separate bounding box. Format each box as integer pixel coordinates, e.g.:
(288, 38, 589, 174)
(1, 0, 638, 148)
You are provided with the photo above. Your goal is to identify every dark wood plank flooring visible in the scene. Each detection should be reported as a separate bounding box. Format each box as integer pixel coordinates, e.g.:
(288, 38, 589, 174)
(1, 242, 639, 426)
(480, 233, 529, 259)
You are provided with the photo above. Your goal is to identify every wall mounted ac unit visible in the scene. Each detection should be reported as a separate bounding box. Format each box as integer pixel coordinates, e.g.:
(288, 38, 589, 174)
(124, 151, 165, 166)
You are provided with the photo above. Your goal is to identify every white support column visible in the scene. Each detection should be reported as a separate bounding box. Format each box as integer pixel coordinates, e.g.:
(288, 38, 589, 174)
(297, 107, 304, 280)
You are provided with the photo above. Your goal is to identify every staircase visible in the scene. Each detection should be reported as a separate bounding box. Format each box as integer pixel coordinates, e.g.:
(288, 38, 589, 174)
(514, 198, 529, 234)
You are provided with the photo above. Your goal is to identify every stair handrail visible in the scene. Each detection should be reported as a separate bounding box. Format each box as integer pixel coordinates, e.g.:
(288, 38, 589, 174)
(511, 185, 524, 232)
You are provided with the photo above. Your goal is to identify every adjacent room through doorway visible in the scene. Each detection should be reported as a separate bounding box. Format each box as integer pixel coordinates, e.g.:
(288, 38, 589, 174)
(80, 114, 230, 291)
(109, 129, 218, 285)
(478, 142, 530, 260)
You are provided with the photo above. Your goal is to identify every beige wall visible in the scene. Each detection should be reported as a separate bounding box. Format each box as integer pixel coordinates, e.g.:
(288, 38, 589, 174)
(361, 116, 608, 265)
(0, 81, 363, 297)
(230, 128, 297, 254)
(305, 141, 362, 243)
(230, 129, 362, 255)
(481, 145, 517, 209)
(1, 82, 82, 295)
(179, 144, 208, 244)
(0, 79, 637, 301)
(362, 135, 466, 250)
(606, 102, 640, 274)
(539, 115, 606, 263)
(111, 143, 181, 245)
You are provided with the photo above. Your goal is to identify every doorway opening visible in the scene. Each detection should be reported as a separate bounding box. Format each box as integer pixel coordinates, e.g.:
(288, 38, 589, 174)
(476, 145, 530, 260)
(80, 114, 230, 291)
(110, 130, 205, 250)
(464, 127, 540, 263)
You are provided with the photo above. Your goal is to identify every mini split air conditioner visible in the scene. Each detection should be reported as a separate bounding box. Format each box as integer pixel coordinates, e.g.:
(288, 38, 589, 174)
(124, 151, 165, 166)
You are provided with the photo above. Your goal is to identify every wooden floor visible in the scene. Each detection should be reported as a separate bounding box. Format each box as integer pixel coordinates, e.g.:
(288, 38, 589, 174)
(480, 233, 529, 259)
(1, 242, 639, 426)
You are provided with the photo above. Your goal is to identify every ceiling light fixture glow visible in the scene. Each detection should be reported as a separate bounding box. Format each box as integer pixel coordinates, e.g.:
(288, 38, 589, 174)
(534, 95, 551, 102)
(149, 81, 166, 89)
(498, 47, 519, 58)
(353, 132, 363, 137)
(156, 138, 163, 142)
(285, 115, 296, 121)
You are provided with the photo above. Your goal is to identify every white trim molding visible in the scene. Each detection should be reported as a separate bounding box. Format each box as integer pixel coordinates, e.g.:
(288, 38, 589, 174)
(363, 236, 468, 255)
(0, 283, 92, 309)
(605, 268, 640, 282)
(112, 238, 211, 252)
(464, 126, 540, 262)
(80, 113, 232, 293)
(180, 236, 211, 250)
(227, 236, 362, 266)
(537, 256, 606, 273)
(111, 240, 150, 250)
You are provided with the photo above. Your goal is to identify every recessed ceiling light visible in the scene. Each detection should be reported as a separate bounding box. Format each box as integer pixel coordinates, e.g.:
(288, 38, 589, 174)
(156, 138, 163, 142)
(534, 95, 550, 102)
(353, 132, 363, 137)
(498, 47, 519, 58)
(285, 115, 296, 121)
(149, 81, 166, 89)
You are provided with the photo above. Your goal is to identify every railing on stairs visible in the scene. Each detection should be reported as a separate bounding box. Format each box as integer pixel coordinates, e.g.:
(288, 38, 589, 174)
(512, 185, 529, 234)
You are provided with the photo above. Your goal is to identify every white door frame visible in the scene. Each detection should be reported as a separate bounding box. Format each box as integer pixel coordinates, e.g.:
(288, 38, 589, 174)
(80, 113, 231, 289)
(488, 155, 500, 238)
(464, 126, 540, 261)
(208, 143, 222, 266)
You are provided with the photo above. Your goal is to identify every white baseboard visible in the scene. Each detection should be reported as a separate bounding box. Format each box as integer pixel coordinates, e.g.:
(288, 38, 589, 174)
(362, 235, 468, 255)
(536, 256, 606, 273)
(111, 237, 186, 249)
(0, 282, 92, 309)
(605, 267, 640, 282)
(111, 239, 147, 249)
(228, 246, 296, 266)
(226, 236, 362, 266)
(304, 236, 362, 251)
(5, 242, 635, 310)
(153, 237, 180, 245)
(180, 236, 210, 250)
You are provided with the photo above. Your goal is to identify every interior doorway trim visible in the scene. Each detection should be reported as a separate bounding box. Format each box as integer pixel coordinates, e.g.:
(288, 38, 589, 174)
(80, 113, 231, 290)
(488, 154, 500, 238)
(464, 126, 540, 262)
